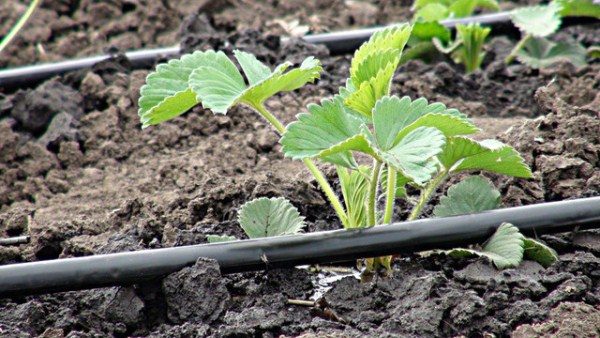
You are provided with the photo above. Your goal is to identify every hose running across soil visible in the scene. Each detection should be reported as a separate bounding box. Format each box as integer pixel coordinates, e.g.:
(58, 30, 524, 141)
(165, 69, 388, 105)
(0, 197, 599, 298)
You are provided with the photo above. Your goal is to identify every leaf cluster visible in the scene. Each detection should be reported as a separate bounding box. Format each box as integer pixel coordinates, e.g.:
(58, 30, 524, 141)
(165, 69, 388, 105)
(138, 23, 550, 273)
(506, 1, 596, 68)
(435, 177, 558, 268)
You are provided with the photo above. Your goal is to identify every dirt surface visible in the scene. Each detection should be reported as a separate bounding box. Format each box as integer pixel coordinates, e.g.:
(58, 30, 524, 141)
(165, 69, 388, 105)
(1, 2, 599, 338)
(1, 0, 416, 68)
(1, 0, 537, 69)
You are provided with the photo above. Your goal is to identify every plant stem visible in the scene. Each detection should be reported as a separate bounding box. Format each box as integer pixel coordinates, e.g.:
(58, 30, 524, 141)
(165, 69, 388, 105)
(251, 103, 287, 134)
(408, 171, 448, 221)
(252, 103, 349, 228)
(367, 160, 382, 226)
(383, 166, 396, 224)
(302, 158, 349, 227)
(0, 0, 41, 55)
(505, 34, 531, 65)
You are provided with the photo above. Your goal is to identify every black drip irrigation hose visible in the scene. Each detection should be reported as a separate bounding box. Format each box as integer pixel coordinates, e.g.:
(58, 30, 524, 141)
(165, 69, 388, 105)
(0, 11, 594, 91)
(0, 197, 599, 298)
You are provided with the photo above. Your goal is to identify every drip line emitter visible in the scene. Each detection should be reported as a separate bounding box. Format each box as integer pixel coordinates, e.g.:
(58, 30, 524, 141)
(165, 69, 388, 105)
(0, 197, 599, 297)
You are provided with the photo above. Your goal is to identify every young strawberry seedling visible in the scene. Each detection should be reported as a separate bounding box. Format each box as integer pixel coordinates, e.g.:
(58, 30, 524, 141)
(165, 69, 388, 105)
(139, 23, 555, 272)
(505, 2, 594, 68)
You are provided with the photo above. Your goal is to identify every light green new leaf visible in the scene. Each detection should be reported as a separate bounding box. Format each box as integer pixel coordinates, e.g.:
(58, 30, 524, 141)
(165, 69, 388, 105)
(188, 51, 321, 114)
(280, 96, 372, 168)
(517, 37, 587, 69)
(555, 0, 600, 19)
(415, 3, 450, 22)
(523, 238, 558, 268)
(433, 176, 501, 217)
(345, 24, 411, 116)
(351, 49, 401, 86)
(448, 223, 525, 269)
(411, 21, 451, 43)
(510, 3, 562, 38)
(337, 166, 370, 229)
(453, 23, 491, 73)
(449, 0, 477, 17)
(379, 126, 446, 185)
(238, 197, 305, 238)
(207, 234, 237, 243)
(351, 24, 412, 82)
(475, 0, 500, 11)
(138, 51, 211, 128)
(440, 138, 532, 178)
(345, 62, 397, 117)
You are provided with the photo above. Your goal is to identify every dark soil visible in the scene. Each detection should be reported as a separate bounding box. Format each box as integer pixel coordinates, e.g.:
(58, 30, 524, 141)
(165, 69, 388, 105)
(1, 2, 599, 337)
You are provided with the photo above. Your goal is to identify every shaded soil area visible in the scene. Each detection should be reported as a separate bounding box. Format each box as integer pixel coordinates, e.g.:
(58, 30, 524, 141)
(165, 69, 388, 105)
(1, 0, 536, 69)
(0, 4, 599, 338)
(1, 0, 417, 68)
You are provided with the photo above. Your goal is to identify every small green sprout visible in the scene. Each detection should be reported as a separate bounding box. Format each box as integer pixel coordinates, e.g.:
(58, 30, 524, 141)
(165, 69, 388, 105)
(453, 23, 491, 73)
(138, 23, 546, 274)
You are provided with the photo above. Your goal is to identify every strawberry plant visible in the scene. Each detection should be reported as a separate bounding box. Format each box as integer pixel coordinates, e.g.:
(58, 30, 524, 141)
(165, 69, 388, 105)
(432, 23, 490, 73)
(138, 23, 554, 273)
(505, 2, 595, 68)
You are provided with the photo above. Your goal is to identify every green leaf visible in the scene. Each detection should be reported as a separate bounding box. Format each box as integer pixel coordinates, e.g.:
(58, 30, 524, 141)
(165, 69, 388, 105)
(482, 223, 525, 268)
(233, 50, 272, 85)
(441, 138, 533, 178)
(345, 24, 411, 117)
(337, 166, 370, 229)
(438, 136, 488, 169)
(453, 23, 491, 73)
(371, 96, 475, 151)
(238, 197, 305, 238)
(411, 21, 451, 43)
(523, 238, 558, 268)
(188, 51, 321, 114)
(516, 37, 587, 69)
(400, 41, 438, 65)
(415, 3, 450, 22)
(243, 57, 322, 105)
(475, 0, 500, 11)
(448, 223, 525, 269)
(412, 0, 452, 11)
(345, 62, 397, 117)
(433, 176, 501, 217)
(510, 3, 562, 38)
(138, 51, 211, 128)
(393, 112, 478, 145)
(280, 96, 372, 168)
(379, 126, 446, 185)
(555, 0, 600, 19)
(449, 0, 477, 17)
(351, 24, 412, 82)
(207, 234, 237, 243)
